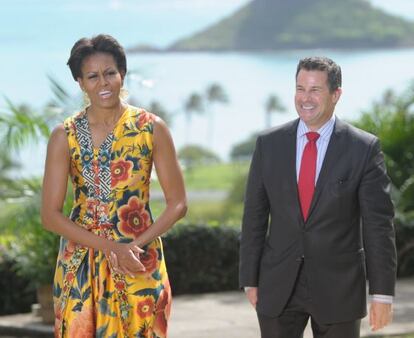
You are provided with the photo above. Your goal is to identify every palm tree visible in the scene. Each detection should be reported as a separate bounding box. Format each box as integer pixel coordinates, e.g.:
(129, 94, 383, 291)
(265, 94, 286, 129)
(147, 101, 171, 125)
(0, 149, 22, 200)
(0, 99, 50, 151)
(0, 76, 78, 201)
(184, 93, 204, 144)
(205, 83, 228, 147)
(45, 74, 80, 117)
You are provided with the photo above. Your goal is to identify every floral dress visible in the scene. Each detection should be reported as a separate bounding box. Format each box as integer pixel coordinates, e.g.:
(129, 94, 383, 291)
(53, 106, 171, 338)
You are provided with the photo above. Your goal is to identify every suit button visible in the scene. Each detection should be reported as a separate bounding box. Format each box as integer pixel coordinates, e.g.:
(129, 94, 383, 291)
(296, 255, 305, 262)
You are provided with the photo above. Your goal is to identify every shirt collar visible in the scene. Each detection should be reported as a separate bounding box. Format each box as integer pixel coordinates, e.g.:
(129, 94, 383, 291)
(297, 115, 336, 140)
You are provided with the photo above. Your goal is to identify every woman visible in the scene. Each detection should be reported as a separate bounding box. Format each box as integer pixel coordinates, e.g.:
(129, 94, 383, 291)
(41, 34, 187, 337)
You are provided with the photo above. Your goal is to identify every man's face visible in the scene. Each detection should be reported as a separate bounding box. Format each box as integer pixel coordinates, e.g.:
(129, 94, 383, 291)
(295, 69, 341, 131)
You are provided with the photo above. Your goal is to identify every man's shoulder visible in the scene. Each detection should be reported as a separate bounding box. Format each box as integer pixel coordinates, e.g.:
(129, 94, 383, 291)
(258, 119, 298, 142)
(337, 119, 378, 146)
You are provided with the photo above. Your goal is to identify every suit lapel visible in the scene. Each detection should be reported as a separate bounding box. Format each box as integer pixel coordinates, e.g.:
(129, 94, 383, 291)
(306, 118, 348, 221)
(284, 119, 304, 225)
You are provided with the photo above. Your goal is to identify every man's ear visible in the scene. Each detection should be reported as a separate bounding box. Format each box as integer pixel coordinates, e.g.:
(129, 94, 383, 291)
(333, 87, 342, 104)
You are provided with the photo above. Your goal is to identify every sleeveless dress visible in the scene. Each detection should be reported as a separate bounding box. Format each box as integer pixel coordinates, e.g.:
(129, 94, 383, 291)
(53, 106, 171, 338)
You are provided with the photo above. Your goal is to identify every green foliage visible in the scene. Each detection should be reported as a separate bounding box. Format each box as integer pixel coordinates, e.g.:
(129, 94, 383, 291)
(184, 93, 204, 114)
(163, 224, 240, 294)
(44, 75, 81, 123)
(0, 186, 59, 287)
(0, 182, 73, 287)
(0, 149, 23, 199)
(146, 101, 171, 125)
(206, 83, 229, 104)
(226, 172, 248, 206)
(0, 245, 36, 315)
(12, 227, 60, 287)
(354, 87, 414, 188)
(394, 219, 414, 277)
(152, 162, 248, 191)
(265, 94, 286, 128)
(0, 99, 50, 151)
(170, 0, 414, 51)
(230, 134, 257, 161)
(178, 144, 221, 168)
(353, 85, 414, 276)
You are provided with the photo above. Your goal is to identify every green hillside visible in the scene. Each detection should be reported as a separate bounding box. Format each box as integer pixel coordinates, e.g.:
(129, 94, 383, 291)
(168, 0, 414, 51)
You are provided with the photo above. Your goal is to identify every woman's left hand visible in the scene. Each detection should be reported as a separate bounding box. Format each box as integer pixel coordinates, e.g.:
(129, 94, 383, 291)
(106, 242, 145, 277)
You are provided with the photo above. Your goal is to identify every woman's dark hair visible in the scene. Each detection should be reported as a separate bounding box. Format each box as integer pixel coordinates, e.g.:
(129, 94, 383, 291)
(67, 34, 127, 81)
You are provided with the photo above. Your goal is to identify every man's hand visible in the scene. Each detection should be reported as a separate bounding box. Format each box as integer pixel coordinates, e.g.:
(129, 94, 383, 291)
(369, 301, 393, 331)
(245, 287, 258, 309)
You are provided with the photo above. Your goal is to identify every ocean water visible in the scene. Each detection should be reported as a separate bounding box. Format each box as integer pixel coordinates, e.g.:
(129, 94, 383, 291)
(1, 0, 414, 176)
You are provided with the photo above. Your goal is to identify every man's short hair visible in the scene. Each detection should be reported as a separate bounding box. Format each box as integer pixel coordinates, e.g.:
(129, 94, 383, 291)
(296, 57, 342, 92)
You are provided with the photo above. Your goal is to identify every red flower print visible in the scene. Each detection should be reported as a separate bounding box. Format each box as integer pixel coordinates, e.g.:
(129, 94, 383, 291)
(97, 203, 109, 216)
(54, 303, 62, 321)
(117, 196, 150, 238)
(139, 248, 158, 275)
(86, 198, 97, 214)
(111, 159, 133, 188)
(54, 303, 63, 337)
(154, 287, 171, 337)
(63, 241, 77, 261)
(136, 112, 154, 129)
(68, 305, 94, 337)
(66, 272, 75, 283)
(115, 280, 126, 291)
(137, 298, 155, 318)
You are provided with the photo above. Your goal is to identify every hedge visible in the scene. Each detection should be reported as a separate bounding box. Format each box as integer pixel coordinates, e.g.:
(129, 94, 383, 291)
(0, 246, 36, 315)
(163, 224, 240, 295)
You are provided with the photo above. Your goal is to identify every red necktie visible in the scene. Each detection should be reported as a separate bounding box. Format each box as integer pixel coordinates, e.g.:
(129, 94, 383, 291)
(298, 132, 320, 221)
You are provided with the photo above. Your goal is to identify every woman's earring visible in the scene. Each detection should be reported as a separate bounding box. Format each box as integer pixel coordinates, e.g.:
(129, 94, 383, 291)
(83, 91, 91, 107)
(120, 87, 129, 101)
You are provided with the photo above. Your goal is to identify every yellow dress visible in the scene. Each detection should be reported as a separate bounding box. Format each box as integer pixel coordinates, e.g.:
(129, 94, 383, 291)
(53, 106, 171, 338)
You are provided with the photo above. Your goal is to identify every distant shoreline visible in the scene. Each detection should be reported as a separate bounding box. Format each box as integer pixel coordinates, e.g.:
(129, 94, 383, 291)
(126, 44, 414, 55)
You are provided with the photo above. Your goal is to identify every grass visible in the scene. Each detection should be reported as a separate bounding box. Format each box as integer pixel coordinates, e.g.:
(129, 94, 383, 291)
(149, 199, 242, 227)
(148, 161, 249, 225)
(151, 161, 249, 191)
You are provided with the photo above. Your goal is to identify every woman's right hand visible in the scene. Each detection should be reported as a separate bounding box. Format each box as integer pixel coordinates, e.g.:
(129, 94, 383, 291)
(107, 242, 145, 277)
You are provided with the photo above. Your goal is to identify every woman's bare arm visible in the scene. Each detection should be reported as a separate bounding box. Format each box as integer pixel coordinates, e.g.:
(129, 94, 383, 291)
(134, 117, 187, 247)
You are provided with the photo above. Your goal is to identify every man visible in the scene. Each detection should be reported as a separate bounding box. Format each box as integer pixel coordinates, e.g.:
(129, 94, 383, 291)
(239, 56, 397, 338)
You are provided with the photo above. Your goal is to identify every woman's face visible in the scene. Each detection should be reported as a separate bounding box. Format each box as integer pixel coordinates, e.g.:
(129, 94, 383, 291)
(77, 52, 124, 110)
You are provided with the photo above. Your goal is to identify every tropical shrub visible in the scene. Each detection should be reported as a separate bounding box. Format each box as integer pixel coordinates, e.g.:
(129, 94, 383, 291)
(353, 85, 414, 276)
(163, 224, 240, 294)
(0, 244, 36, 315)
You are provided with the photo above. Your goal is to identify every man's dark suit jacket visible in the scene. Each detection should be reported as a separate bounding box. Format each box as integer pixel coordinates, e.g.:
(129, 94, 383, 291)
(239, 118, 397, 324)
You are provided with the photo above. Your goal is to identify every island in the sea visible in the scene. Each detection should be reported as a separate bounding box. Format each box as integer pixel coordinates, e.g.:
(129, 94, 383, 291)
(128, 0, 414, 52)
